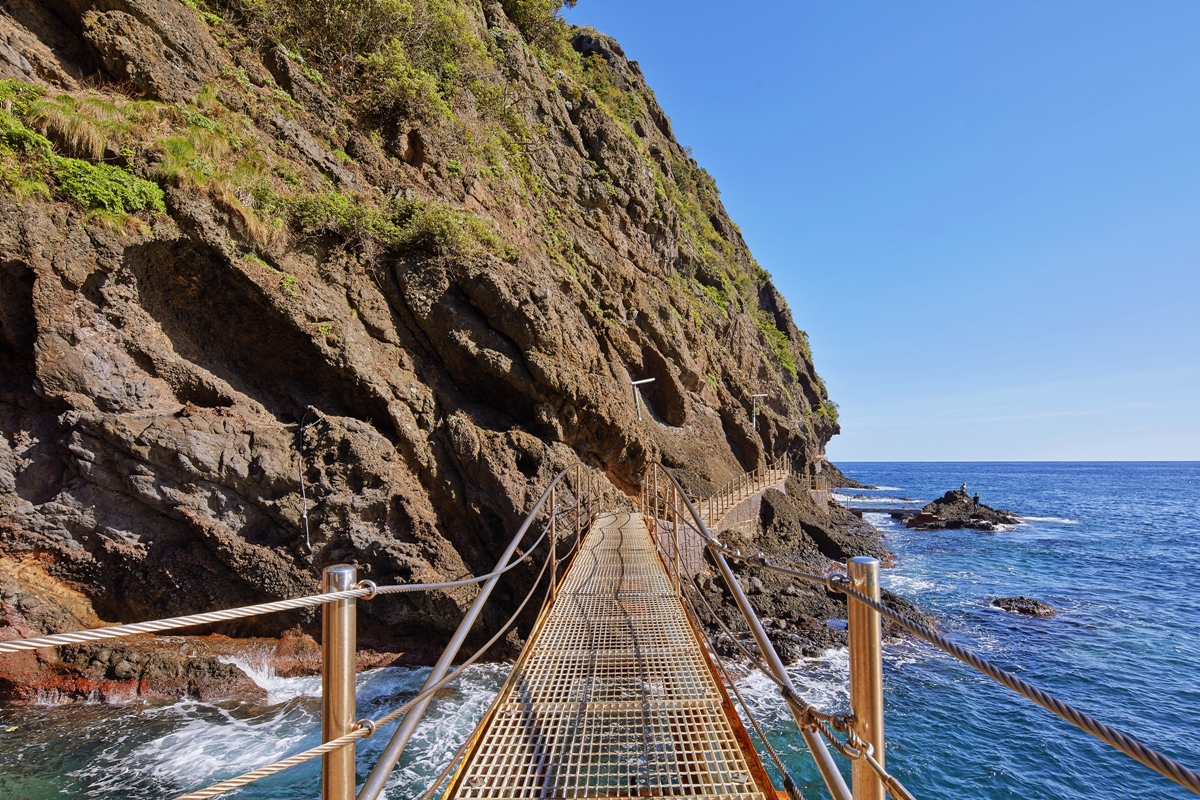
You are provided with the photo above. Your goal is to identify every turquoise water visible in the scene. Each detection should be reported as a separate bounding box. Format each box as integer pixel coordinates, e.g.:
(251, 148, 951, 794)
(0, 659, 510, 798)
(2, 463, 1197, 798)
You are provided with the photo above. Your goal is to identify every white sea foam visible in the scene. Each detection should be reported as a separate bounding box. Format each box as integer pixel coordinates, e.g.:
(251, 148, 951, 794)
(853, 498, 920, 507)
(375, 663, 509, 796)
(61, 663, 508, 798)
(1021, 516, 1080, 524)
(72, 698, 321, 793)
(734, 648, 850, 729)
(219, 656, 322, 704)
(882, 574, 938, 594)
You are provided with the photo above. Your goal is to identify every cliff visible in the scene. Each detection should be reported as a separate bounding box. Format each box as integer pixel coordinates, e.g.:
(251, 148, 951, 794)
(0, 0, 842, 699)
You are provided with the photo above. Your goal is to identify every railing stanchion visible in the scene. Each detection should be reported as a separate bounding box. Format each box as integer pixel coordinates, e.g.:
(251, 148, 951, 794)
(672, 483, 681, 596)
(550, 486, 558, 602)
(322, 564, 357, 800)
(848, 556, 885, 800)
(712, 549, 852, 800)
(652, 466, 659, 525)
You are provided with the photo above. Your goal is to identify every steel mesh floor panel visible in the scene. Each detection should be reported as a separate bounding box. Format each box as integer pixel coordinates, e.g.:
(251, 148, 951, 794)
(449, 513, 770, 800)
(513, 650, 720, 703)
(458, 701, 764, 799)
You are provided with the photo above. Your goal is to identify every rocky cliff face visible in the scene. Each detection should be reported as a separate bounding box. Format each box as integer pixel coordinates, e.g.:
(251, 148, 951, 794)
(0, 0, 840, 699)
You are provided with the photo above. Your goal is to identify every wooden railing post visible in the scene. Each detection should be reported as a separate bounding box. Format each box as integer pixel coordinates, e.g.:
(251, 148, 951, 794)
(322, 564, 357, 800)
(848, 557, 885, 800)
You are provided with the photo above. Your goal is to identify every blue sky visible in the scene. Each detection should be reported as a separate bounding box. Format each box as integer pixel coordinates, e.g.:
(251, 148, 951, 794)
(563, 1, 1200, 460)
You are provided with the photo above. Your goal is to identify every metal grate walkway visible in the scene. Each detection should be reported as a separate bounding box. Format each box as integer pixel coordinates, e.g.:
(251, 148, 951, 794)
(446, 512, 774, 800)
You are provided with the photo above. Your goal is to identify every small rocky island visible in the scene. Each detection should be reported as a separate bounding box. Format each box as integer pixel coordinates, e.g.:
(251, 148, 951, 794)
(904, 488, 1020, 531)
(992, 597, 1057, 617)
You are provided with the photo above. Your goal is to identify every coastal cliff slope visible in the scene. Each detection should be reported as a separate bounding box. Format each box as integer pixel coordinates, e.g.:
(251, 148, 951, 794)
(0, 0, 848, 698)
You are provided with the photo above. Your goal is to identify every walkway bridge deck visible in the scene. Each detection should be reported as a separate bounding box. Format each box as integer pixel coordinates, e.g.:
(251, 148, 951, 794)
(445, 512, 774, 800)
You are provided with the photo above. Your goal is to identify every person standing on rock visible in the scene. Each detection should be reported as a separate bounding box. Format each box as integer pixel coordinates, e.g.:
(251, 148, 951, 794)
(973, 493, 980, 513)
(961, 482, 968, 492)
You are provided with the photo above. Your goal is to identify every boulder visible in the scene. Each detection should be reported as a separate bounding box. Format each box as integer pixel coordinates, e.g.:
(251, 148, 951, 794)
(992, 596, 1057, 617)
(79, 0, 226, 102)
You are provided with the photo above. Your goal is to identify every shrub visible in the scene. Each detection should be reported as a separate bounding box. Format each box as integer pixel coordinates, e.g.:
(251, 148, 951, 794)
(754, 310, 798, 378)
(51, 157, 165, 214)
(239, 0, 417, 76)
(1, 95, 164, 216)
(816, 401, 839, 424)
(0, 78, 43, 116)
(290, 191, 403, 247)
(392, 196, 516, 260)
(287, 191, 516, 261)
(359, 39, 449, 120)
(501, 0, 574, 51)
(1, 114, 54, 155)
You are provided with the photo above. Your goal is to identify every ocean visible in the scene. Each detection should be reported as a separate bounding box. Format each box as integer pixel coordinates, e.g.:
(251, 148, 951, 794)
(2, 462, 1197, 799)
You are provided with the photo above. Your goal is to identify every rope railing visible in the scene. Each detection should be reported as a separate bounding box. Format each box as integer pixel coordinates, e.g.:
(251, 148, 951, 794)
(640, 460, 854, 800)
(1, 461, 603, 800)
(173, 533, 558, 800)
(0, 519, 558, 656)
(0, 471, 615, 657)
(14, 451, 1195, 800)
(356, 462, 602, 800)
(640, 459, 1200, 799)
(732, 555, 1200, 797)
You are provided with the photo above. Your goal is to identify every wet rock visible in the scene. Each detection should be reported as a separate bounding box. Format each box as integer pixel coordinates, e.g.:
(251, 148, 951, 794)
(906, 489, 1020, 530)
(992, 597, 1057, 617)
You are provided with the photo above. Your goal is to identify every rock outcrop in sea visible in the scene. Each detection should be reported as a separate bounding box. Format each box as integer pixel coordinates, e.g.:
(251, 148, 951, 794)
(906, 489, 1020, 531)
(992, 596, 1057, 617)
(0, 0, 882, 701)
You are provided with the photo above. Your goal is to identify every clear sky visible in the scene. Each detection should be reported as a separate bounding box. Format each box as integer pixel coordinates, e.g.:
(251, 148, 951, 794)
(563, 1, 1200, 461)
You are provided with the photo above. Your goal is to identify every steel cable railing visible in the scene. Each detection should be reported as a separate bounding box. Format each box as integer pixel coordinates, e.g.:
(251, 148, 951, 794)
(0, 521, 556, 656)
(172, 523, 559, 800)
(738, 556, 1200, 797)
(0, 462, 602, 800)
(641, 460, 1200, 799)
(355, 465, 601, 800)
(680, 589, 807, 800)
(641, 461, 852, 800)
(0, 488, 614, 657)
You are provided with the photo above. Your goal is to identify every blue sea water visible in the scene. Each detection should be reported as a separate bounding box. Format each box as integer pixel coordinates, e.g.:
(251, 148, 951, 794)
(758, 462, 1200, 800)
(1, 463, 1197, 799)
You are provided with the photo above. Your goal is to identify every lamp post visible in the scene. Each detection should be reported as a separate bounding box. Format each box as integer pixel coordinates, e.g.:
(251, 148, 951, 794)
(751, 393, 767, 431)
(632, 378, 655, 421)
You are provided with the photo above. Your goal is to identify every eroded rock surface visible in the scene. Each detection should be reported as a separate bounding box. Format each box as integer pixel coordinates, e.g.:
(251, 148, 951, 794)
(689, 476, 917, 660)
(0, 0, 845, 701)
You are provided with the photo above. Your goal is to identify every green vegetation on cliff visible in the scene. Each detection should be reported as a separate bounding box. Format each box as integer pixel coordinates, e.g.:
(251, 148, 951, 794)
(0, 80, 165, 220)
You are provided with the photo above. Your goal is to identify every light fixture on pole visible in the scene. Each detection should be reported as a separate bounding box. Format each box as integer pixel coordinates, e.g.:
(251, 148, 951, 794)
(751, 393, 767, 431)
(632, 378, 655, 421)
